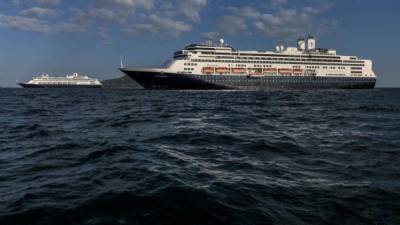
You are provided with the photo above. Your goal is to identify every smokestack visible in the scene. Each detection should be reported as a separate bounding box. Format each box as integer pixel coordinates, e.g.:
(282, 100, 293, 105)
(297, 38, 306, 51)
(307, 36, 315, 50)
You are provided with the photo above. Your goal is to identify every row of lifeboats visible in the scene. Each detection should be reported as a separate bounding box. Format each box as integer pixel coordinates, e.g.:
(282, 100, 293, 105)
(202, 67, 304, 75)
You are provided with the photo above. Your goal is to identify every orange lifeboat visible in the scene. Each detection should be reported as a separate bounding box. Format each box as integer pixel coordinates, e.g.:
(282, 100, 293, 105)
(202, 67, 214, 74)
(232, 68, 247, 74)
(248, 68, 264, 78)
(249, 68, 263, 75)
(278, 68, 293, 75)
(263, 68, 277, 74)
(215, 67, 230, 74)
(293, 69, 304, 75)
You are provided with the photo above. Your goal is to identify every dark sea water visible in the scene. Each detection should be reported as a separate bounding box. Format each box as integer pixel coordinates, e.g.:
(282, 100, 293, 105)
(0, 88, 399, 225)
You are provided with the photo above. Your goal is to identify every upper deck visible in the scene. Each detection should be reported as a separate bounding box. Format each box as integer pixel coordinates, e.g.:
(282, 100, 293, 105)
(174, 37, 364, 62)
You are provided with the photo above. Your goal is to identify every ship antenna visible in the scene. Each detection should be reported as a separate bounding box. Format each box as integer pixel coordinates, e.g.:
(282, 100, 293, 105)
(120, 56, 124, 69)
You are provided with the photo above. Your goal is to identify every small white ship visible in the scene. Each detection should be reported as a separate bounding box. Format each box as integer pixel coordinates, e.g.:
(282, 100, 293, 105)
(19, 73, 103, 88)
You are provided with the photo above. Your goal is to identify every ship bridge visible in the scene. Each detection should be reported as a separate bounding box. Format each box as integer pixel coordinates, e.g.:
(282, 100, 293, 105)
(184, 44, 235, 52)
(174, 43, 235, 59)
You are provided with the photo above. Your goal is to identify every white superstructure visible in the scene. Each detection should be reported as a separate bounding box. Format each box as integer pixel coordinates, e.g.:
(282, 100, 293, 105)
(21, 73, 102, 87)
(153, 36, 376, 79)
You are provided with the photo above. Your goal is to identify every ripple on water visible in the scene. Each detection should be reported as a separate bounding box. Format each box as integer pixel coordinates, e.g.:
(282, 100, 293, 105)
(0, 89, 399, 225)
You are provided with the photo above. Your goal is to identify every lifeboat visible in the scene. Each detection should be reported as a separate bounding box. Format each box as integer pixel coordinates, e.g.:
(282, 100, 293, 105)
(263, 68, 277, 74)
(249, 68, 263, 74)
(232, 68, 247, 74)
(248, 68, 264, 78)
(215, 67, 230, 74)
(278, 68, 293, 75)
(293, 69, 304, 75)
(202, 67, 214, 74)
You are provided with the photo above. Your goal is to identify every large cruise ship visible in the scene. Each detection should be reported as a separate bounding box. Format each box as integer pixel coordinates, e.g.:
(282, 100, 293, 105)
(120, 37, 377, 89)
(19, 73, 103, 88)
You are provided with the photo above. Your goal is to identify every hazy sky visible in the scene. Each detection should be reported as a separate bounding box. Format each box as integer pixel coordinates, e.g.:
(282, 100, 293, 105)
(0, 0, 399, 87)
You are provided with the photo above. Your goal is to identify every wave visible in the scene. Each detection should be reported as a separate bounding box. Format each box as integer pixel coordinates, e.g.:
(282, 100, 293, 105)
(1, 89, 400, 225)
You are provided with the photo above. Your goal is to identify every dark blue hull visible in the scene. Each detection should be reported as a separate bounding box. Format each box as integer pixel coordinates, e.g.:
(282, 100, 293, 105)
(121, 69, 376, 90)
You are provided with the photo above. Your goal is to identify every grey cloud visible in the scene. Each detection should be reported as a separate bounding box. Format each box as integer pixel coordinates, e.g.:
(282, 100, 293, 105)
(215, 1, 336, 40)
(271, 0, 287, 6)
(123, 14, 192, 37)
(0, 0, 208, 39)
(91, 0, 206, 37)
(179, 0, 207, 23)
(36, 0, 62, 5)
(0, 13, 84, 33)
(88, 0, 155, 25)
(201, 31, 220, 40)
(89, 8, 130, 23)
(93, 0, 154, 10)
(0, 14, 51, 33)
(20, 7, 60, 18)
(217, 15, 248, 35)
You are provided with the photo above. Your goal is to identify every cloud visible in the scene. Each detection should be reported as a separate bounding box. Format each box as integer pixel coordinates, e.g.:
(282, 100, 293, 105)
(0, 0, 208, 40)
(89, 8, 129, 23)
(0, 13, 83, 33)
(122, 14, 192, 37)
(20, 7, 60, 18)
(217, 15, 248, 35)
(271, 0, 287, 6)
(89, 0, 205, 38)
(0, 14, 51, 33)
(0, 0, 336, 42)
(36, 0, 62, 5)
(201, 31, 220, 40)
(93, 0, 154, 10)
(213, 1, 336, 40)
(179, 0, 207, 23)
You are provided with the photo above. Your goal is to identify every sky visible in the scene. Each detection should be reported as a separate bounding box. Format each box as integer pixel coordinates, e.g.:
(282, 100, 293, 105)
(0, 0, 399, 87)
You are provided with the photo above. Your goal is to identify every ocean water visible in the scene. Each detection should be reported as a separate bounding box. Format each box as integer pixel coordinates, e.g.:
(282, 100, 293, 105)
(0, 88, 399, 225)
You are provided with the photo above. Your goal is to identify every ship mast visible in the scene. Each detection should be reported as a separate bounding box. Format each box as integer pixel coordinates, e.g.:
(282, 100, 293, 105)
(120, 56, 124, 69)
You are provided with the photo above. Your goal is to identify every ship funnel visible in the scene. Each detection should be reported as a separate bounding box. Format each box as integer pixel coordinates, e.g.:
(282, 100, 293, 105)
(219, 38, 225, 46)
(307, 36, 315, 50)
(297, 38, 306, 51)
